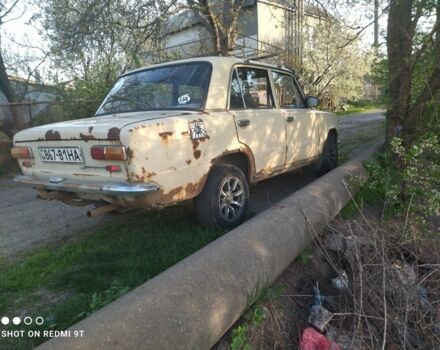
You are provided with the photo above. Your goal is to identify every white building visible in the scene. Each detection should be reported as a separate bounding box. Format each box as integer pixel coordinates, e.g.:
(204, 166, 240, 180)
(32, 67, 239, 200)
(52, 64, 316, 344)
(160, 0, 323, 65)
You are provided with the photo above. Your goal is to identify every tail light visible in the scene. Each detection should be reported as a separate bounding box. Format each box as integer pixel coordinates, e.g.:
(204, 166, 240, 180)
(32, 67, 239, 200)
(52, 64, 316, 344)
(90, 146, 126, 161)
(11, 146, 33, 159)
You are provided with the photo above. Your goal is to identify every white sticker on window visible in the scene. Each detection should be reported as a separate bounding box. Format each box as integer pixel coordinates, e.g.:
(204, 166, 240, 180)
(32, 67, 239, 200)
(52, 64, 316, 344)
(178, 94, 191, 104)
(189, 121, 208, 139)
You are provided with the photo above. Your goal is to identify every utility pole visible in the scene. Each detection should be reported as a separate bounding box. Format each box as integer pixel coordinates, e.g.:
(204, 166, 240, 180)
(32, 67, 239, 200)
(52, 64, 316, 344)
(374, 0, 379, 49)
(294, 0, 303, 68)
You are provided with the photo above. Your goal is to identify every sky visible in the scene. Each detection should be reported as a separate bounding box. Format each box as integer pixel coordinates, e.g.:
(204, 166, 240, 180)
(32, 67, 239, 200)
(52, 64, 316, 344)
(1, 1, 49, 79)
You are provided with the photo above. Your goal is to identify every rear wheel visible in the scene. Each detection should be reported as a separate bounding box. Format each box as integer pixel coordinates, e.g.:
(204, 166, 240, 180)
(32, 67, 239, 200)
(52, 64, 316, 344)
(194, 164, 249, 229)
(315, 132, 338, 175)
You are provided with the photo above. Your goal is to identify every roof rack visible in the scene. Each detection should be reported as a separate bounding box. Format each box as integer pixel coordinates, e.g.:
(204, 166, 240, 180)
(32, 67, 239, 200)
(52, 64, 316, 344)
(141, 31, 300, 70)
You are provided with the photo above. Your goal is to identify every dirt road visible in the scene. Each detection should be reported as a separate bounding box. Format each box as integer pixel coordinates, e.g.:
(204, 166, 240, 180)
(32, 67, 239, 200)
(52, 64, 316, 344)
(0, 111, 384, 259)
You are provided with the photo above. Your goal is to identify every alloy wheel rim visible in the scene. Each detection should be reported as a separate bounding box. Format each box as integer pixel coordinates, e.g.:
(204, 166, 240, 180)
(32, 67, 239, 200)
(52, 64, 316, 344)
(218, 176, 245, 222)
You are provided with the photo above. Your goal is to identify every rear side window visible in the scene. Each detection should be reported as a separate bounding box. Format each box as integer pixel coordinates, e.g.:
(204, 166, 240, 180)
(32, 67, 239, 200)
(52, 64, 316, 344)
(229, 67, 274, 109)
(271, 71, 305, 108)
(230, 70, 245, 109)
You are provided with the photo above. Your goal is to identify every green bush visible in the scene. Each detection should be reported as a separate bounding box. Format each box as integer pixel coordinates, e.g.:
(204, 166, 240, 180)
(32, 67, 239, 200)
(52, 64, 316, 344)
(353, 135, 440, 224)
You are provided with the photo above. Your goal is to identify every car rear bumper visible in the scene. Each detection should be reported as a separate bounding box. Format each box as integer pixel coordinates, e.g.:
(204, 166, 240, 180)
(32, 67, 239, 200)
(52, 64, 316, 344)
(13, 175, 160, 196)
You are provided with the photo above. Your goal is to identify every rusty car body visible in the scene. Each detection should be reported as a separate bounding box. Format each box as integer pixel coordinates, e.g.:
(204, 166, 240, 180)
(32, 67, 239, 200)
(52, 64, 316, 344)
(12, 57, 338, 228)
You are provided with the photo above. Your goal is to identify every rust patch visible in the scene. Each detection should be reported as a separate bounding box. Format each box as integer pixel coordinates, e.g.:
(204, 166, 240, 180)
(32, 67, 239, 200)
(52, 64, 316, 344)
(192, 139, 199, 150)
(45, 130, 61, 141)
(141, 167, 156, 178)
(211, 147, 256, 183)
(126, 147, 134, 164)
(184, 173, 208, 195)
(191, 138, 200, 159)
(79, 133, 96, 141)
(135, 172, 156, 182)
(159, 131, 173, 142)
(181, 131, 189, 136)
(186, 159, 191, 165)
(128, 173, 208, 207)
(107, 127, 120, 140)
(132, 167, 158, 183)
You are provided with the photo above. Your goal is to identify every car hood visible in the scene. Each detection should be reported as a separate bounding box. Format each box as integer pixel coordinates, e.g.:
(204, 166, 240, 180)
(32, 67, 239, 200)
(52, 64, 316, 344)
(13, 110, 200, 142)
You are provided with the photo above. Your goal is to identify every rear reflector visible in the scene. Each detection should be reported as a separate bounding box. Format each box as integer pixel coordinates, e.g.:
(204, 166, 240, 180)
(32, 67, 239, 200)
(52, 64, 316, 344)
(90, 146, 126, 161)
(106, 165, 121, 173)
(11, 147, 33, 159)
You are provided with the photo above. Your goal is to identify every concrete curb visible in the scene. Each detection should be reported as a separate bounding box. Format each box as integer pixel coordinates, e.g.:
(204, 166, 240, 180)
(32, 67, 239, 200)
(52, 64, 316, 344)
(37, 143, 383, 350)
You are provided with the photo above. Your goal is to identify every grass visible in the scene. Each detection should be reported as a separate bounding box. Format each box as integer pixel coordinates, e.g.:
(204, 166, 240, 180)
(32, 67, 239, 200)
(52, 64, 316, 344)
(335, 100, 385, 116)
(0, 205, 224, 349)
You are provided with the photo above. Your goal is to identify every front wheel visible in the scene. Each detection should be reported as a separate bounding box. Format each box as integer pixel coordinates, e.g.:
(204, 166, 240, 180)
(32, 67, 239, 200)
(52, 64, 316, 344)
(194, 164, 249, 229)
(315, 132, 338, 175)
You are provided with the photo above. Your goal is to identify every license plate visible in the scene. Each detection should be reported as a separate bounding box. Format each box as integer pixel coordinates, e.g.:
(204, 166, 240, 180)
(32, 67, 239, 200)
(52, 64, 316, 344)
(38, 147, 84, 163)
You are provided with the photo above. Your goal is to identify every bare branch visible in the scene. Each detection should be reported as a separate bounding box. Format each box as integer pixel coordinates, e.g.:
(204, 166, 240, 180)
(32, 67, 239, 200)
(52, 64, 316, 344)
(0, 0, 20, 21)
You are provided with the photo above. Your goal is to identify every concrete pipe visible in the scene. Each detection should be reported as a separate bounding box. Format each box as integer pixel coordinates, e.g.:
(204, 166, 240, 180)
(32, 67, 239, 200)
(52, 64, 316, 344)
(37, 143, 382, 350)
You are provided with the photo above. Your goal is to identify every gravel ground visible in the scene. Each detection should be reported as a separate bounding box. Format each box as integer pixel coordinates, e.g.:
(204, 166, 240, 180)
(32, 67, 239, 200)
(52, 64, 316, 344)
(0, 111, 385, 259)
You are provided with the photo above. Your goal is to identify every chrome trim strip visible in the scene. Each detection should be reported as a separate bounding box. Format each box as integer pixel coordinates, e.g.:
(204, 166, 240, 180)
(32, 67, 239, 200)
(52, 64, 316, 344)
(13, 175, 160, 196)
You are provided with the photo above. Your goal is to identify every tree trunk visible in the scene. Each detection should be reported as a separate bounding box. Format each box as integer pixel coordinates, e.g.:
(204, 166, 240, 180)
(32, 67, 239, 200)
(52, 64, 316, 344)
(386, 0, 413, 144)
(0, 51, 27, 138)
(0, 51, 17, 103)
(374, 0, 379, 48)
(404, 0, 440, 138)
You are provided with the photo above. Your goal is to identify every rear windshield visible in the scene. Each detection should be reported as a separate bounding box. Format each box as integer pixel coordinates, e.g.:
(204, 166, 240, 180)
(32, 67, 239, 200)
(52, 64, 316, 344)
(96, 62, 212, 115)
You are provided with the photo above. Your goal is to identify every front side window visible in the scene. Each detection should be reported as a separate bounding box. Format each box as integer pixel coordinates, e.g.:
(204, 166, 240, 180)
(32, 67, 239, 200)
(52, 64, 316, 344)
(271, 71, 305, 108)
(96, 62, 212, 115)
(230, 67, 274, 109)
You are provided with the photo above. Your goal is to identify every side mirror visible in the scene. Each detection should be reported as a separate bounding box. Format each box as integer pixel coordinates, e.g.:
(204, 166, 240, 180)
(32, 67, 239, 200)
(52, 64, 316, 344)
(306, 96, 320, 108)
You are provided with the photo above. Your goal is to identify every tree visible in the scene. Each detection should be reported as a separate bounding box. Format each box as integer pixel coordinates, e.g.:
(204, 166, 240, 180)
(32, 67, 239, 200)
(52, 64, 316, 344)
(0, 0, 20, 104)
(40, 0, 177, 83)
(0, 0, 28, 137)
(185, 0, 247, 55)
(386, 0, 440, 144)
(299, 16, 372, 107)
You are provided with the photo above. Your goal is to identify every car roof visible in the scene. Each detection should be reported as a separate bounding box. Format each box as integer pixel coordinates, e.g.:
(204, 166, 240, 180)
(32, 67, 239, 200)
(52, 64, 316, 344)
(121, 56, 294, 77)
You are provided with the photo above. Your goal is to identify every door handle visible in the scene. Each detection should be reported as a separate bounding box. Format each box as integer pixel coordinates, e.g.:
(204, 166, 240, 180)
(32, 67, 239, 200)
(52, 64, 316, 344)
(286, 116, 295, 123)
(237, 119, 250, 127)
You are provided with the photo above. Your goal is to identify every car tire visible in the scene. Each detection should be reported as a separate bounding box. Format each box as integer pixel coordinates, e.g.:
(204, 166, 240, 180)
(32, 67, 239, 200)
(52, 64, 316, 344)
(194, 164, 249, 229)
(315, 132, 338, 175)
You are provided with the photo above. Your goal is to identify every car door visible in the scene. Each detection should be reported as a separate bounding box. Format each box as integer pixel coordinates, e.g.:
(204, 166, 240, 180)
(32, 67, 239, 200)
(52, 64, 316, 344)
(229, 66, 286, 175)
(271, 70, 321, 167)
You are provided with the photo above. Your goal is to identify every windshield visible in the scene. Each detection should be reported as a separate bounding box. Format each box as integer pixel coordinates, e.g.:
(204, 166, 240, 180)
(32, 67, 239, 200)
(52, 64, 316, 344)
(96, 62, 212, 115)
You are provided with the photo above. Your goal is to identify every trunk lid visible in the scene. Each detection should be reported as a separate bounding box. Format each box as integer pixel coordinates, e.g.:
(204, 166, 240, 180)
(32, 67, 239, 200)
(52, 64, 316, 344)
(13, 110, 200, 183)
(13, 110, 196, 142)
